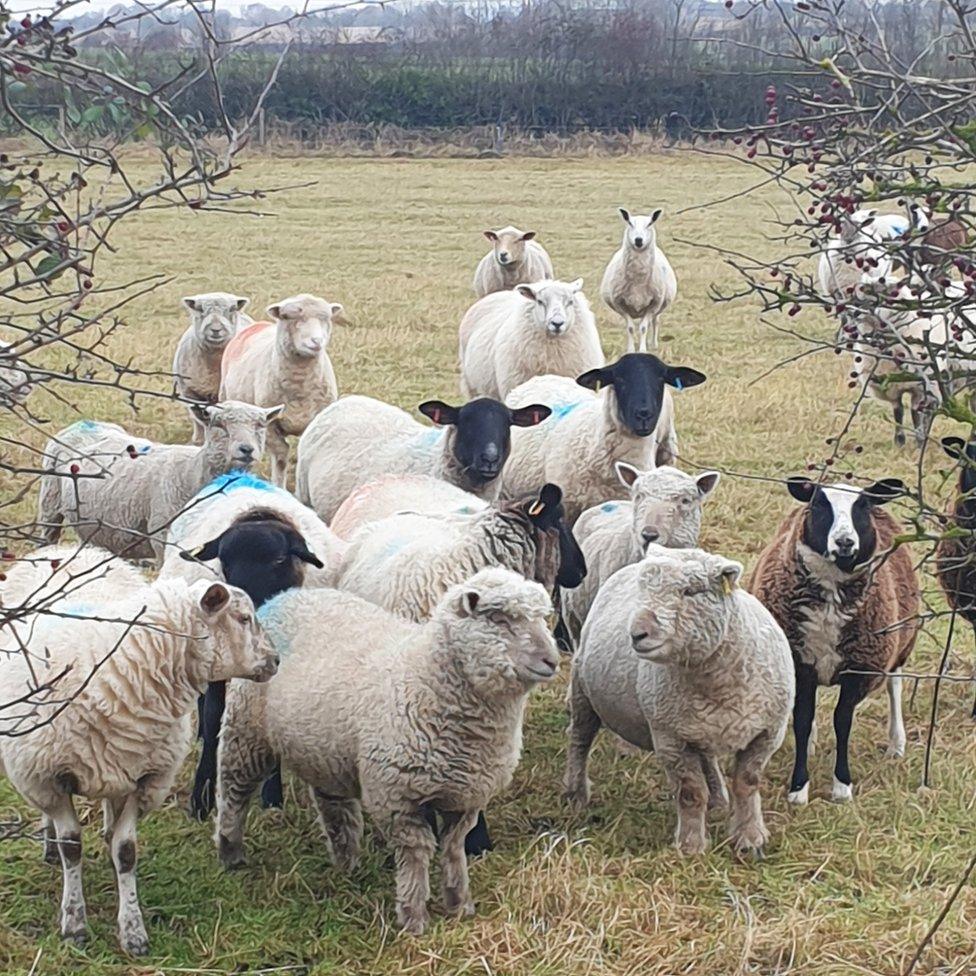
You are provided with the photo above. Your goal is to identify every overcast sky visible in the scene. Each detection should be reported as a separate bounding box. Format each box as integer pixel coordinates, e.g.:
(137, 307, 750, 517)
(8, 1, 364, 13)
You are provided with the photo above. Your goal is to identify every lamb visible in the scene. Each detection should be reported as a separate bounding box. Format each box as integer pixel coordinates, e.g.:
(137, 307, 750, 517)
(173, 292, 251, 444)
(564, 545, 794, 856)
(459, 278, 604, 400)
(0, 570, 277, 955)
(295, 394, 551, 523)
(472, 225, 554, 298)
(335, 482, 586, 623)
(0, 339, 34, 406)
(600, 208, 677, 352)
(501, 353, 707, 524)
(934, 435, 976, 719)
(36, 402, 282, 563)
(220, 294, 342, 488)
(562, 463, 721, 648)
(215, 567, 558, 934)
(818, 209, 908, 300)
(749, 477, 920, 804)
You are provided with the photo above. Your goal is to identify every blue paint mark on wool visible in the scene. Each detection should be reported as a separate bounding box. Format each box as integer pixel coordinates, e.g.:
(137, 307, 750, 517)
(199, 471, 281, 500)
(415, 427, 443, 449)
(600, 502, 620, 513)
(60, 602, 97, 618)
(549, 399, 584, 423)
(889, 217, 909, 237)
(257, 590, 299, 658)
(383, 538, 408, 559)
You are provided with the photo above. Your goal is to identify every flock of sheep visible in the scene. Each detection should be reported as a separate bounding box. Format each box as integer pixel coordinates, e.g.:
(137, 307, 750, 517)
(0, 204, 973, 955)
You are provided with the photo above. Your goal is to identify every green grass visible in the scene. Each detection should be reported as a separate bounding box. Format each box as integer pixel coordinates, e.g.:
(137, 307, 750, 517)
(1, 152, 974, 975)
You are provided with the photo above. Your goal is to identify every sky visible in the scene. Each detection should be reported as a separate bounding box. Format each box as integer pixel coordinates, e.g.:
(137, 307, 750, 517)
(7, 0, 371, 13)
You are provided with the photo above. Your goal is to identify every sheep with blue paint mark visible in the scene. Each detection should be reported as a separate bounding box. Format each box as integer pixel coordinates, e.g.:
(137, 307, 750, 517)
(502, 354, 707, 524)
(37, 402, 283, 562)
(562, 463, 721, 648)
(459, 278, 605, 400)
(295, 394, 551, 523)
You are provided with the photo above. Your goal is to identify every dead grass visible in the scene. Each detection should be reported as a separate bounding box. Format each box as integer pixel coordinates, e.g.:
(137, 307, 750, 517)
(0, 151, 974, 976)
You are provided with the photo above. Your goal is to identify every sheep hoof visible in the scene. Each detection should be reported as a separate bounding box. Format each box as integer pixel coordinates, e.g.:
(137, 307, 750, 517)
(730, 824, 769, 857)
(397, 908, 429, 936)
(120, 926, 150, 957)
(676, 834, 709, 856)
(61, 928, 87, 947)
(43, 842, 60, 865)
(885, 739, 906, 759)
(830, 777, 853, 803)
(562, 785, 591, 811)
(786, 783, 809, 806)
(217, 835, 246, 870)
(444, 894, 476, 917)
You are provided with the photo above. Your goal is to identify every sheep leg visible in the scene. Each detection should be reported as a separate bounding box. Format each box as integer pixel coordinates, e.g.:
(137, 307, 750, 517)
(189, 409, 206, 446)
(637, 315, 650, 353)
(309, 787, 363, 873)
(214, 722, 276, 870)
(910, 399, 933, 449)
(389, 810, 437, 935)
(787, 665, 818, 805)
(892, 398, 906, 448)
(463, 811, 493, 857)
(650, 313, 661, 351)
(260, 767, 284, 808)
(657, 735, 709, 855)
(832, 673, 871, 802)
(625, 318, 636, 354)
(266, 426, 290, 489)
(48, 794, 86, 944)
(439, 809, 479, 917)
(563, 674, 602, 809)
(885, 669, 907, 758)
(190, 680, 226, 821)
(42, 814, 59, 864)
(108, 793, 149, 956)
(700, 754, 729, 811)
(729, 732, 775, 857)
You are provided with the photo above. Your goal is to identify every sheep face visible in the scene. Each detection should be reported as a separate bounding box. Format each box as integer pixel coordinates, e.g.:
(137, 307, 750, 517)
(267, 294, 343, 359)
(577, 354, 706, 438)
(629, 546, 742, 667)
(189, 580, 279, 683)
(618, 207, 662, 252)
(0, 342, 34, 405)
(419, 397, 551, 487)
(942, 436, 976, 497)
(484, 225, 536, 268)
(515, 279, 585, 336)
(183, 516, 324, 608)
(518, 483, 587, 589)
(182, 292, 249, 349)
(193, 400, 284, 470)
(440, 568, 558, 691)
(786, 477, 906, 573)
(616, 463, 720, 550)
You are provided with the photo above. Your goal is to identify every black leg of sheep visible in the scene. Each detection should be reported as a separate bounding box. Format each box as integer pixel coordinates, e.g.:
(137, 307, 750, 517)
(260, 766, 284, 808)
(463, 812, 494, 857)
(189, 681, 226, 820)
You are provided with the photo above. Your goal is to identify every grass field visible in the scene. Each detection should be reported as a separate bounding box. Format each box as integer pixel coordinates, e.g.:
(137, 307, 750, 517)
(1, 152, 974, 976)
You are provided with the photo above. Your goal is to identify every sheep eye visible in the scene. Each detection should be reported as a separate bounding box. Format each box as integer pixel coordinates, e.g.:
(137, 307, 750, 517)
(237, 614, 252, 625)
(683, 586, 702, 597)
(273, 556, 288, 566)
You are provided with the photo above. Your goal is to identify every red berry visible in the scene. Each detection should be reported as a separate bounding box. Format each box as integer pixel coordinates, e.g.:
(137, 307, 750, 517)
(69, 463, 80, 474)
(12, 63, 30, 75)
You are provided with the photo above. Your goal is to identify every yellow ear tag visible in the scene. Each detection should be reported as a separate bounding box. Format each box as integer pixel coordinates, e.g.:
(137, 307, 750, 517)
(528, 500, 545, 516)
(721, 576, 734, 597)
(594, 381, 602, 393)
(189, 545, 205, 559)
(546, 611, 559, 631)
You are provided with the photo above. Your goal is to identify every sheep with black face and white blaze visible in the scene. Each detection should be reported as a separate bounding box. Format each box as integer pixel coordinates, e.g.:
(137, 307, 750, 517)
(749, 477, 920, 805)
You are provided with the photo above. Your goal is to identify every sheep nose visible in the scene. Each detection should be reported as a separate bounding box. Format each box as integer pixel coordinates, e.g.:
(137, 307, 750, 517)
(237, 444, 254, 457)
(631, 631, 648, 645)
(550, 319, 565, 331)
(641, 527, 660, 545)
(634, 237, 644, 247)
(499, 252, 509, 262)
(835, 536, 856, 556)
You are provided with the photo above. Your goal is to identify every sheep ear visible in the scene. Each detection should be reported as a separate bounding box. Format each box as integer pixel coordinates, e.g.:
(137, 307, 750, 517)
(839, 216, 860, 244)
(199, 581, 231, 615)
(666, 367, 706, 391)
(786, 477, 816, 503)
(181, 536, 223, 562)
(262, 404, 285, 423)
(234, 297, 249, 311)
(618, 208, 631, 225)
(182, 296, 200, 312)
(569, 277, 584, 293)
(266, 303, 283, 320)
(286, 531, 325, 569)
(509, 403, 551, 427)
(189, 402, 214, 424)
(942, 436, 967, 460)
(713, 559, 742, 596)
(615, 461, 641, 489)
(329, 302, 344, 319)
(650, 209, 663, 224)
(864, 479, 906, 505)
(418, 400, 459, 426)
(516, 284, 537, 302)
(521, 231, 536, 241)
(696, 470, 721, 498)
(484, 230, 498, 242)
(460, 590, 480, 616)
(577, 367, 610, 391)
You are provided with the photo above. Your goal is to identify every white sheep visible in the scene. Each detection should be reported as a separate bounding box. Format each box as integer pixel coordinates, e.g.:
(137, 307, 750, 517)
(817, 209, 910, 300)
(473, 225, 554, 298)
(600, 208, 677, 352)
(295, 394, 550, 523)
(459, 278, 605, 400)
(220, 294, 342, 488)
(0, 569, 277, 955)
(215, 567, 558, 934)
(0, 339, 34, 406)
(37, 402, 282, 562)
(564, 546, 794, 856)
(562, 463, 721, 648)
(173, 292, 251, 444)
(501, 353, 707, 524)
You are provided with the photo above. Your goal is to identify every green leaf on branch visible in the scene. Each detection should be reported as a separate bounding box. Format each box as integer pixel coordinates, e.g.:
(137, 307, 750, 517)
(35, 254, 65, 279)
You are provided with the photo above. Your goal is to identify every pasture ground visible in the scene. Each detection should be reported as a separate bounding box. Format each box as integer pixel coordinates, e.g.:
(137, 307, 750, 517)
(1, 152, 974, 976)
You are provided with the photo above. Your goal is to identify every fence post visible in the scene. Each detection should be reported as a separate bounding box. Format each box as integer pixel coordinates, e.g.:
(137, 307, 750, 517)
(258, 108, 266, 146)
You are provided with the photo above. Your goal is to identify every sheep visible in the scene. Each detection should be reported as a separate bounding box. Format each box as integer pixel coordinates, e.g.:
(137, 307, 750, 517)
(214, 567, 558, 934)
(916, 216, 968, 270)
(0, 571, 278, 955)
(749, 477, 920, 804)
(335, 482, 586, 623)
(0, 339, 34, 406)
(817, 209, 909, 300)
(459, 278, 605, 401)
(295, 394, 551, 523)
(564, 545, 794, 856)
(562, 463, 721, 649)
(600, 208, 677, 353)
(934, 435, 976, 719)
(472, 225, 554, 298)
(173, 293, 251, 444)
(220, 294, 342, 488)
(37, 402, 282, 563)
(501, 353, 707, 524)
